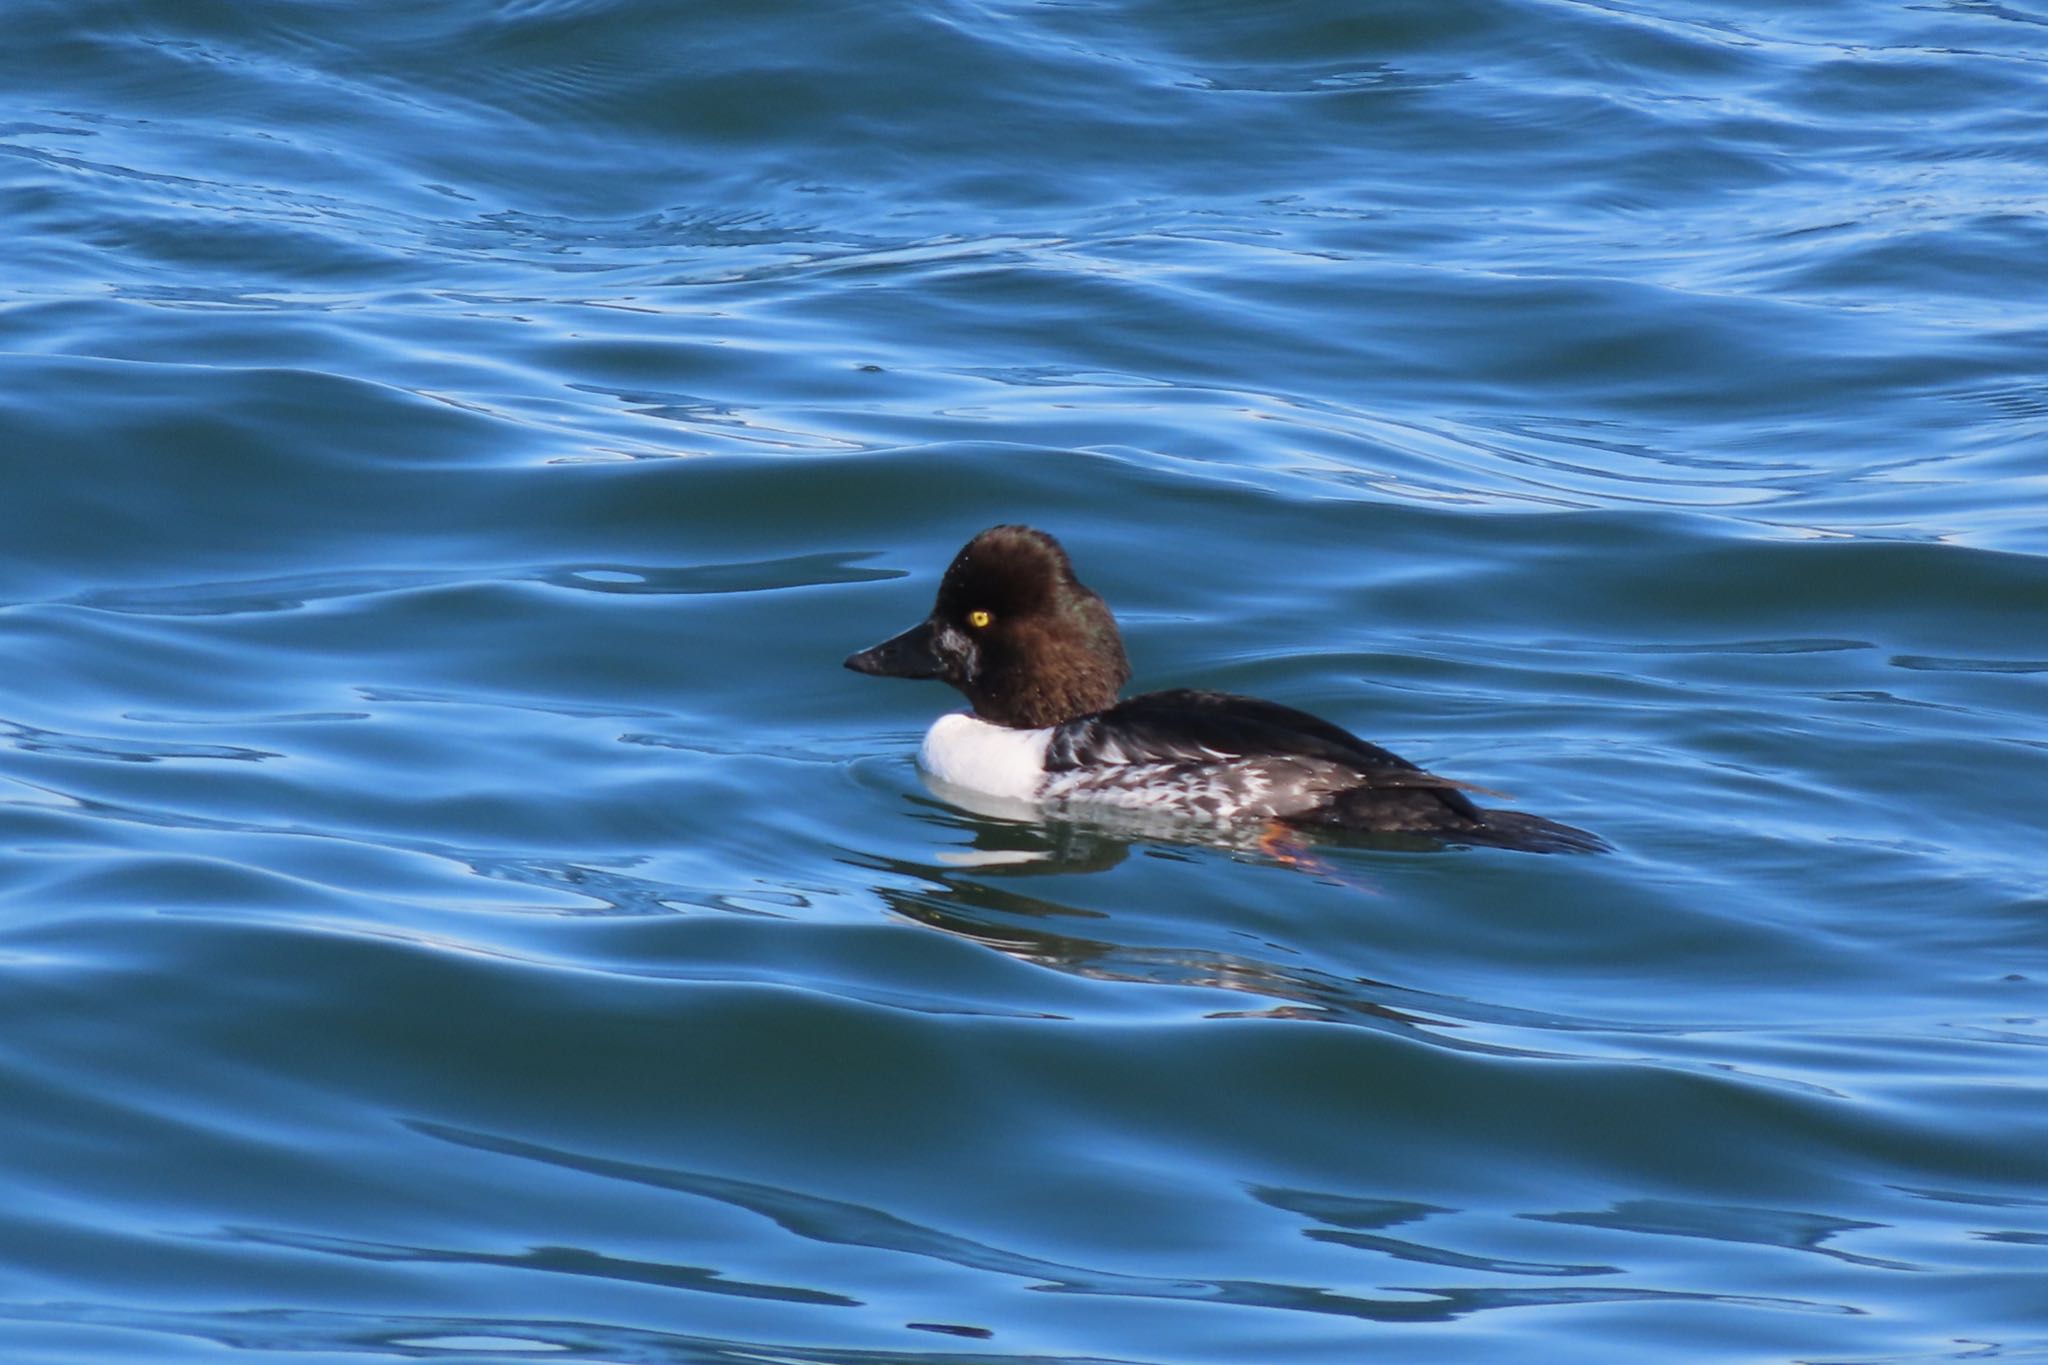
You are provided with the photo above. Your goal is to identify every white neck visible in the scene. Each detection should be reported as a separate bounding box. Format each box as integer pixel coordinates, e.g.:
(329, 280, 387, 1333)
(919, 712, 1053, 800)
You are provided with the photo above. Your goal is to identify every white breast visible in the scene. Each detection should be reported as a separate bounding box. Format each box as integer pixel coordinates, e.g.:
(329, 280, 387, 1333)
(919, 712, 1053, 801)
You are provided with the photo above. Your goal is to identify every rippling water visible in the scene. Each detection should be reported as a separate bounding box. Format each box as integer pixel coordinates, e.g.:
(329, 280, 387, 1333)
(5, 1, 2047, 1361)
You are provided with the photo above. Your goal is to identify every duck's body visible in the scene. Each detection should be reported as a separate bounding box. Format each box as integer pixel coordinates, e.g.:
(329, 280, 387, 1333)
(847, 526, 1604, 855)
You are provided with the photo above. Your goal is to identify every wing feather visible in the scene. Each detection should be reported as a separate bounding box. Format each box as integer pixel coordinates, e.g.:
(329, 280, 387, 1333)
(1047, 689, 1484, 821)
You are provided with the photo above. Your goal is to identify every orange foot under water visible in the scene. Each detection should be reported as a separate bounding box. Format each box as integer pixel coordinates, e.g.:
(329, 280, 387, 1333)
(1254, 821, 1383, 893)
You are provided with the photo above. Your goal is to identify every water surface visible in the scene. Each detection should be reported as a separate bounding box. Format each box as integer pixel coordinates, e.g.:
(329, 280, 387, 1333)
(3, 1, 2047, 1362)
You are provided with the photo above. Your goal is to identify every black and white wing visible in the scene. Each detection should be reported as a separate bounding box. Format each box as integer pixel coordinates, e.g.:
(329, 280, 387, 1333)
(1043, 688, 1484, 823)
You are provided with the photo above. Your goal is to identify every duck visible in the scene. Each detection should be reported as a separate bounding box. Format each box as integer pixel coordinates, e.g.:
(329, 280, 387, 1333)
(845, 525, 1605, 854)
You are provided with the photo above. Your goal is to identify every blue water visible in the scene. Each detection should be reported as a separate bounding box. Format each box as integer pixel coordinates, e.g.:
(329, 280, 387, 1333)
(4, 2, 2047, 1361)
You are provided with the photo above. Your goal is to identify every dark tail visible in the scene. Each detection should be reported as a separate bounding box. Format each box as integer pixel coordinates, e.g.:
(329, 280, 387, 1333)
(1459, 808, 1609, 855)
(1296, 786, 1608, 855)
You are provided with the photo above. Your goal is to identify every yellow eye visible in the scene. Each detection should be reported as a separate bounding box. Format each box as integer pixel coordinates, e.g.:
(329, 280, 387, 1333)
(967, 609, 992, 628)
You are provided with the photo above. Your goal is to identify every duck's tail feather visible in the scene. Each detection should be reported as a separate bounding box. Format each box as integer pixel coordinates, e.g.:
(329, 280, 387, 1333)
(1294, 787, 1609, 855)
(1460, 808, 1610, 855)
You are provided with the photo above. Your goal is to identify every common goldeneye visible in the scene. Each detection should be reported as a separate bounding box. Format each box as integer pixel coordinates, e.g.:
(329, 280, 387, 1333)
(845, 525, 1605, 854)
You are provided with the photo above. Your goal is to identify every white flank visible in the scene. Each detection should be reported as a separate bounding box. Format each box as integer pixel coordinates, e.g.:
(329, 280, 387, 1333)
(919, 712, 1053, 801)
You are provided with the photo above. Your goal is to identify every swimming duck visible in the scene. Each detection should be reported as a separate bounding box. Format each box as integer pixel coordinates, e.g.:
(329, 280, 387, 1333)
(846, 525, 1605, 854)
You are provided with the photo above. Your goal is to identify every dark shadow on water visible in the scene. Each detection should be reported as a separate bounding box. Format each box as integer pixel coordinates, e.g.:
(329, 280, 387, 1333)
(846, 800, 1861, 1105)
(852, 801, 1492, 1041)
(869, 861, 1501, 1043)
(212, 1225, 859, 1305)
(0, 1300, 1136, 1365)
(54, 553, 898, 617)
(390, 1122, 1851, 1326)
(1251, 1185, 1622, 1277)
(1524, 1198, 1920, 1272)
(847, 801, 1655, 1057)
(0, 716, 279, 763)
